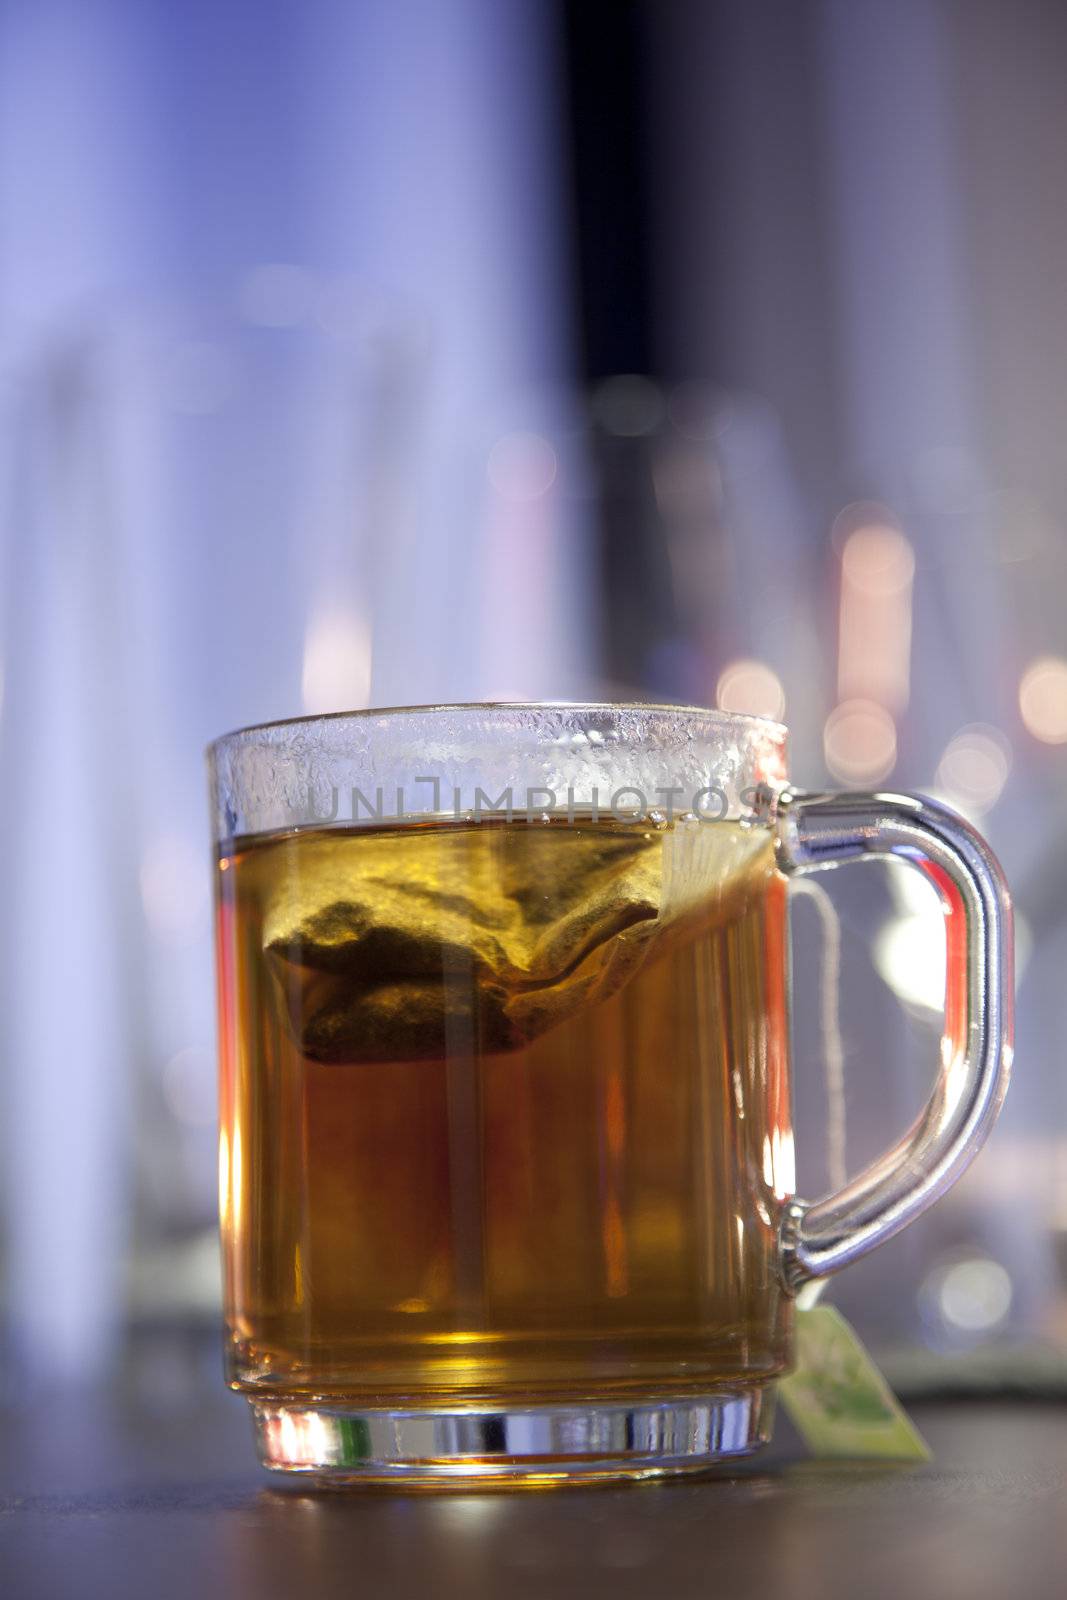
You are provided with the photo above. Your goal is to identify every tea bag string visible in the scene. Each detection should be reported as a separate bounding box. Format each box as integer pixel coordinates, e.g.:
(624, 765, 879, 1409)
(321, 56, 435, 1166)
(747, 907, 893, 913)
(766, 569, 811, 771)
(791, 877, 846, 1309)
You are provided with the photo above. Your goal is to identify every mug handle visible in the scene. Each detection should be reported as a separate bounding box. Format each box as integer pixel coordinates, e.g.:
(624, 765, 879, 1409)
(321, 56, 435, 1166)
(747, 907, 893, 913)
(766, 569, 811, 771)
(774, 789, 1014, 1289)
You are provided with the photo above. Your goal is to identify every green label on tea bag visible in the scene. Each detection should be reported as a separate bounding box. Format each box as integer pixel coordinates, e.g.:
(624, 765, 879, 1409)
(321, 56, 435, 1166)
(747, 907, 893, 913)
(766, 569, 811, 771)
(778, 1305, 931, 1461)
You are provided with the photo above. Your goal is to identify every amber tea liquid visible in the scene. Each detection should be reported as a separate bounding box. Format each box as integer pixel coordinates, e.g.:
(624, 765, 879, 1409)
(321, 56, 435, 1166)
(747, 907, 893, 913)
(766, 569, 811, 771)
(216, 815, 793, 1407)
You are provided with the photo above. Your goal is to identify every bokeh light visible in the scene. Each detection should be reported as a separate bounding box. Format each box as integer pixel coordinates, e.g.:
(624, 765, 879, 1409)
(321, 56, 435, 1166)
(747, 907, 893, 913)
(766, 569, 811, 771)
(715, 658, 786, 722)
(1019, 655, 1067, 743)
(823, 699, 897, 785)
(591, 374, 664, 437)
(837, 520, 915, 712)
(935, 725, 1012, 816)
(486, 431, 558, 501)
(924, 1257, 1014, 1336)
(841, 522, 916, 595)
(301, 608, 372, 714)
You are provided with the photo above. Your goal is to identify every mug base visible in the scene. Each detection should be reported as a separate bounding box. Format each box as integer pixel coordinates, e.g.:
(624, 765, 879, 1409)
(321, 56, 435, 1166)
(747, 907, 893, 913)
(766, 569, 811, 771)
(249, 1388, 771, 1488)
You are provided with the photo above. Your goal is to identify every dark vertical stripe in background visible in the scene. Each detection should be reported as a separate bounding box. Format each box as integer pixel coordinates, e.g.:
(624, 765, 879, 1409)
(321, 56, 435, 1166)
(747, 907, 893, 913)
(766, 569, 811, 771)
(561, 0, 655, 382)
(561, 1, 679, 696)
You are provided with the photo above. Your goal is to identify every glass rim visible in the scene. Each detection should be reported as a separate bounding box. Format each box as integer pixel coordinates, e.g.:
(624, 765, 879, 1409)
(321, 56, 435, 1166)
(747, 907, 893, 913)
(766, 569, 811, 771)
(206, 699, 788, 758)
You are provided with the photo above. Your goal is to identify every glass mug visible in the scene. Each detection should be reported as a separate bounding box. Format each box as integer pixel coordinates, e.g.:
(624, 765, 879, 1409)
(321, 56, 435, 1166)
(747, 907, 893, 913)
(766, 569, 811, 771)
(209, 703, 1012, 1485)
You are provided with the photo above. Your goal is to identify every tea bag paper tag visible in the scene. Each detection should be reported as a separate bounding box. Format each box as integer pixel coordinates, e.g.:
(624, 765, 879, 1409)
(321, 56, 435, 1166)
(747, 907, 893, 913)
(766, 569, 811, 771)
(778, 1305, 931, 1461)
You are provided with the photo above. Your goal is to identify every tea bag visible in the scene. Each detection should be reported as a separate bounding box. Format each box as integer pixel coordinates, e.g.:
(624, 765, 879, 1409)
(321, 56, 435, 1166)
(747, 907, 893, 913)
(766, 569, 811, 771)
(263, 822, 771, 1063)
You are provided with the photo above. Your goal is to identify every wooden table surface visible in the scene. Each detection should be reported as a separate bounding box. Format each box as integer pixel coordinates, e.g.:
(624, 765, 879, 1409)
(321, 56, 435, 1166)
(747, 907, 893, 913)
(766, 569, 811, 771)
(2, 1388, 1065, 1598)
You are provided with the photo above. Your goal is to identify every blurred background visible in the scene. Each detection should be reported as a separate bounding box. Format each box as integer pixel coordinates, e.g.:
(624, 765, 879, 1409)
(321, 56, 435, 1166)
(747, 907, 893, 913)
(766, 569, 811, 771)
(1, 0, 1066, 1410)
